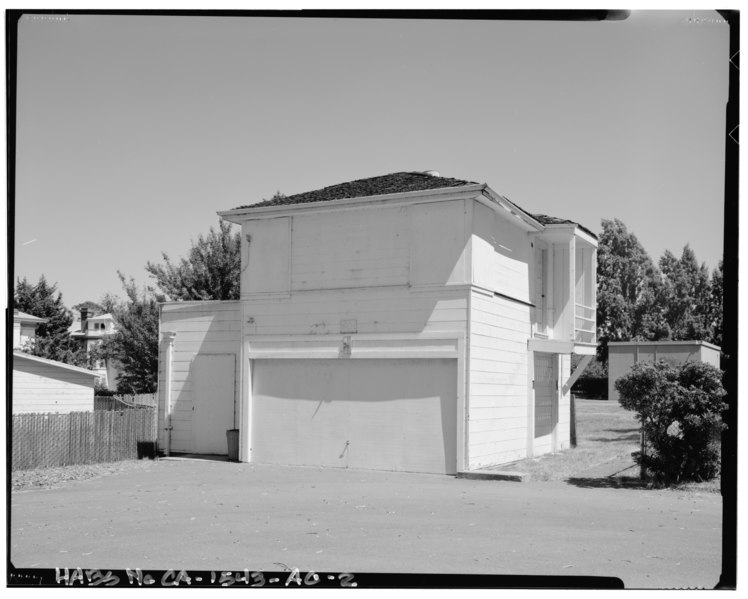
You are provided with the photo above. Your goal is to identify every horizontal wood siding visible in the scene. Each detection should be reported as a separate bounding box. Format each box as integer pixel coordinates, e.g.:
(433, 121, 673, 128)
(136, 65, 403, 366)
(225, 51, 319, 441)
(472, 202, 532, 302)
(243, 286, 468, 337)
(468, 291, 532, 468)
(410, 200, 469, 286)
(13, 358, 95, 413)
(243, 217, 290, 296)
(158, 301, 241, 453)
(291, 207, 409, 291)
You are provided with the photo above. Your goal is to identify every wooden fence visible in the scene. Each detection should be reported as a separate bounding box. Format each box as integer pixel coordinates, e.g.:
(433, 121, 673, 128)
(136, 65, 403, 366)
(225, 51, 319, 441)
(12, 408, 158, 472)
(94, 393, 158, 411)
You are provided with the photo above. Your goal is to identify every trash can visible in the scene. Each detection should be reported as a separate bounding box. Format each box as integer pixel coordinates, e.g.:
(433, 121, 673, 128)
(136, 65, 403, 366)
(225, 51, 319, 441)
(226, 429, 240, 462)
(137, 441, 158, 460)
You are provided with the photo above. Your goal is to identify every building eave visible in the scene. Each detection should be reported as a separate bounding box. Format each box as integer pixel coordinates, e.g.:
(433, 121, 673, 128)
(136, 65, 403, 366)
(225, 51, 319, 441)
(13, 313, 48, 325)
(13, 352, 100, 377)
(478, 187, 545, 232)
(218, 183, 488, 223)
(609, 340, 722, 352)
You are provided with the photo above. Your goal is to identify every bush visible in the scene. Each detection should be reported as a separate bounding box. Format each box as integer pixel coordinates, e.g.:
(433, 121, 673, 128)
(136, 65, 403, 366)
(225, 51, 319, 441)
(615, 360, 727, 484)
(571, 356, 608, 398)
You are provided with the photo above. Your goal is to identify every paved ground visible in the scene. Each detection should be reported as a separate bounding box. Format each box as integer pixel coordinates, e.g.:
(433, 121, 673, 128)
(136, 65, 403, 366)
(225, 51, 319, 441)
(10, 458, 722, 589)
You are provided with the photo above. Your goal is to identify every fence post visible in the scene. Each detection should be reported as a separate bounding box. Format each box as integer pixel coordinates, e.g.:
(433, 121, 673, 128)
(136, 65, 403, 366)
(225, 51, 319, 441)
(640, 428, 646, 480)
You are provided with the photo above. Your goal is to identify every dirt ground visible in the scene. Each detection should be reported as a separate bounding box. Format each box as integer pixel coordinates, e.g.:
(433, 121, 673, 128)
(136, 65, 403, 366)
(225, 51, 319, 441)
(10, 458, 722, 589)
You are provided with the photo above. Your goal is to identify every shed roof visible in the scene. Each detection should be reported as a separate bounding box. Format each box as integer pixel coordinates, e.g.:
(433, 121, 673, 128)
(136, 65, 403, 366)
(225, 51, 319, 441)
(13, 351, 100, 377)
(608, 340, 721, 352)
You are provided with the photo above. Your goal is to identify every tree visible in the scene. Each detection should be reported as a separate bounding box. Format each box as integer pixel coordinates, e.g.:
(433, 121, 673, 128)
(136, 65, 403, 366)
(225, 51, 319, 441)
(72, 300, 105, 316)
(95, 273, 160, 394)
(145, 219, 241, 301)
(14, 276, 89, 366)
(264, 191, 287, 202)
(659, 245, 713, 341)
(596, 219, 669, 360)
(708, 260, 723, 347)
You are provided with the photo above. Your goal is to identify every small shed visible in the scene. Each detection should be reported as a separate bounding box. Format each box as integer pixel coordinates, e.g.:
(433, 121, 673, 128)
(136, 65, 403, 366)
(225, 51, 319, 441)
(12, 352, 98, 413)
(608, 341, 722, 401)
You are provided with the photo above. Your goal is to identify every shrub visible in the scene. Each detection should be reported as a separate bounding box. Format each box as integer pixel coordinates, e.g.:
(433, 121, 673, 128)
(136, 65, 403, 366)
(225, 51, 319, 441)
(615, 360, 727, 484)
(571, 356, 608, 398)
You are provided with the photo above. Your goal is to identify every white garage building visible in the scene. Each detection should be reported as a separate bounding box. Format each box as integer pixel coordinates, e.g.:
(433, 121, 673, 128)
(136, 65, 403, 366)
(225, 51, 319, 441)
(158, 171, 597, 474)
(13, 352, 98, 414)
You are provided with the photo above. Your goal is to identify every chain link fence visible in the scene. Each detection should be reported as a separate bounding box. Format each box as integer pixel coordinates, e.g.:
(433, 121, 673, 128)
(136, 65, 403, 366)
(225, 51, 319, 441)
(12, 404, 158, 472)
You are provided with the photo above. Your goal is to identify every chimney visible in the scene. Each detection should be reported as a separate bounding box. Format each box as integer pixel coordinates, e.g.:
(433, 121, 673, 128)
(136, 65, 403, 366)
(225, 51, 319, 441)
(80, 308, 88, 332)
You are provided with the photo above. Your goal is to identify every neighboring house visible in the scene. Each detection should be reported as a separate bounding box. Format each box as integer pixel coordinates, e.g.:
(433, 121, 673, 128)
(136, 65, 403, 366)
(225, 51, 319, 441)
(70, 308, 120, 389)
(608, 340, 721, 402)
(13, 310, 47, 349)
(158, 171, 598, 474)
(13, 352, 98, 413)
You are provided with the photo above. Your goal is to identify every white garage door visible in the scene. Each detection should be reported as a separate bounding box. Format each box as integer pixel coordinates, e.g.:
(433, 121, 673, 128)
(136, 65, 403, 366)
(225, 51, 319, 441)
(251, 358, 458, 474)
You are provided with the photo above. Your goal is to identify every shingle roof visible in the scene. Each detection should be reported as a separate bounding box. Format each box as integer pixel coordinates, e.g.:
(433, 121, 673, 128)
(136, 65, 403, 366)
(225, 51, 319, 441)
(532, 213, 597, 240)
(230, 171, 596, 240)
(235, 171, 479, 210)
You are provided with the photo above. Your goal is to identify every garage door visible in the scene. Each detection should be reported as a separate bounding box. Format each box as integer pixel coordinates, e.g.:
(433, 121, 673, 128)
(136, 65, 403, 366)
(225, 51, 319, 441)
(534, 352, 556, 454)
(251, 358, 457, 474)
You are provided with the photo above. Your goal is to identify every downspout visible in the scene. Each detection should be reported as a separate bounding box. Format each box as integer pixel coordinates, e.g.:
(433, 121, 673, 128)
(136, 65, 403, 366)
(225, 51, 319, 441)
(162, 331, 177, 456)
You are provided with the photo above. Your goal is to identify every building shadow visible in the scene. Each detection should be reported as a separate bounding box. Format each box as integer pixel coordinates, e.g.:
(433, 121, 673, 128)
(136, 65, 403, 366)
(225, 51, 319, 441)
(162, 453, 231, 463)
(565, 476, 648, 490)
(587, 433, 641, 443)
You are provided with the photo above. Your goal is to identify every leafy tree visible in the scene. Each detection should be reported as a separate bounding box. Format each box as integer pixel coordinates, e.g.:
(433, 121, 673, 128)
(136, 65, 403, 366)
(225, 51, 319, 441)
(98, 292, 122, 315)
(72, 300, 105, 316)
(659, 246, 713, 341)
(14, 276, 89, 366)
(95, 273, 160, 394)
(145, 219, 241, 301)
(708, 260, 723, 347)
(596, 219, 669, 360)
(264, 191, 287, 202)
(570, 354, 608, 398)
(615, 360, 726, 484)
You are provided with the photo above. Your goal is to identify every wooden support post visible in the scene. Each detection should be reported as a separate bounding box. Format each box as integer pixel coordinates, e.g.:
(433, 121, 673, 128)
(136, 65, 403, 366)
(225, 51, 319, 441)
(570, 394, 577, 447)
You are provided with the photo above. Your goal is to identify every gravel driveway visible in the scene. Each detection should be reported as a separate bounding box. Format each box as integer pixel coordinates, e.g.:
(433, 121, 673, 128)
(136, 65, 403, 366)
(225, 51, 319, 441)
(10, 457, 722, 589)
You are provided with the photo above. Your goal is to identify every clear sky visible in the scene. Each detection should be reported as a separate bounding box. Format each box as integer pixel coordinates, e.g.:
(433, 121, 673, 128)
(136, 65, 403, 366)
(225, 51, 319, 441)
(12, 10, 730, 308)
